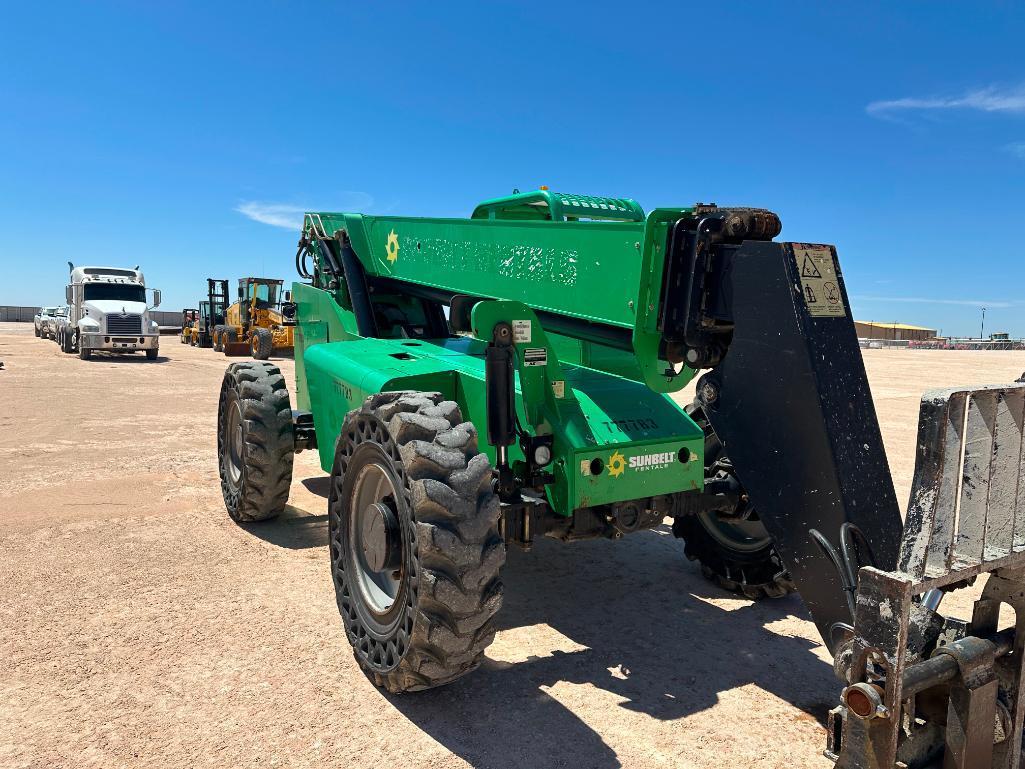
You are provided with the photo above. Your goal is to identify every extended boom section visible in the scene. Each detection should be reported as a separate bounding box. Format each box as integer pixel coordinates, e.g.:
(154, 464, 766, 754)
(216, 189, 1025, 766)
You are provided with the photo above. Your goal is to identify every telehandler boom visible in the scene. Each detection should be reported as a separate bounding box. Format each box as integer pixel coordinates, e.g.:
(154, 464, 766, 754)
(216, 189, 1025, 768)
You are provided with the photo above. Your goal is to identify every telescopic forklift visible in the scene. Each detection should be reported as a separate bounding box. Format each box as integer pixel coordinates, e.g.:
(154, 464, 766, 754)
(211, 277, 295, 359)
(215, 189, 1025, 768)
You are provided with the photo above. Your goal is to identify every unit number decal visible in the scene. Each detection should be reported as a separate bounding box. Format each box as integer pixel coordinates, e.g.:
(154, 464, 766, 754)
(794, 244, 846, 318)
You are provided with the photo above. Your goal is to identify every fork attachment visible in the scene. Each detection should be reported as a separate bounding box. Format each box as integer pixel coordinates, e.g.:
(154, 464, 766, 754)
(829, 384, 1025, 769)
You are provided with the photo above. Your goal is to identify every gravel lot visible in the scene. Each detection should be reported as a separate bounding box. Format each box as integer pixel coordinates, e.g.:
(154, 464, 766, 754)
(2, 320, 1023, 769)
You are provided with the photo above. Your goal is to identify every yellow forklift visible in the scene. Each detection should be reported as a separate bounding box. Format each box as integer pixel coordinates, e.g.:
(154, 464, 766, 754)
(211, 277, 295, 359)
(179, 308, 198, 344)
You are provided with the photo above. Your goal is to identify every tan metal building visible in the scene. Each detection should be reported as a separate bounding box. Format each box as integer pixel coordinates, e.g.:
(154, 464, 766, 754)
(855, 321, 938, 341)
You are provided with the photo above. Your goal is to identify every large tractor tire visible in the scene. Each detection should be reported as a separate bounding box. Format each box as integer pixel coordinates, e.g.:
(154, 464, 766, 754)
(216, 362, 294, 522)
(213, 326, 225, 352)
(251, 328, 273, 360)
(673, 405, 795, 600)
(330, 391, 504, 693)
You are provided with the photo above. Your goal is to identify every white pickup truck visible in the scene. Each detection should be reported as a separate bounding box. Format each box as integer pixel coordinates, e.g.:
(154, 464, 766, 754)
(34, 306, 61, 338)
(59, 264, 162, 360)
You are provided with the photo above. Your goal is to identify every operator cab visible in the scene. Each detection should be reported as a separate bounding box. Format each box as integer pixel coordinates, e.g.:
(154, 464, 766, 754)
(239, 278, 282, 311)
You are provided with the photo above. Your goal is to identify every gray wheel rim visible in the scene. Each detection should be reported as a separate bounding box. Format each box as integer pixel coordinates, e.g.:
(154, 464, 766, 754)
(226, 400, 244, 486)
(348, 462, 403, 619)
(696, 512, 773, 553)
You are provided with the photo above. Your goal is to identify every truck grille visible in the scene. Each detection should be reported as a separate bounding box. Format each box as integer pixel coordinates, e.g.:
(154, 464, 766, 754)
(106, 314, 143, 335)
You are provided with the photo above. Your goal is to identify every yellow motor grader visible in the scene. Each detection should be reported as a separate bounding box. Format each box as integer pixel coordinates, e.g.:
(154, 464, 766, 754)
(211, 277, 295, 359)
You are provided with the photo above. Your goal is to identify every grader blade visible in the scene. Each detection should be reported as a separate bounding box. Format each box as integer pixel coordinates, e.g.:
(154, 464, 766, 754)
(829, 383, 1025, 769)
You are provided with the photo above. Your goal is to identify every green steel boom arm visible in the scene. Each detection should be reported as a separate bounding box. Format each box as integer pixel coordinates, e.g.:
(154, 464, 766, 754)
(303, 193, 700, 393)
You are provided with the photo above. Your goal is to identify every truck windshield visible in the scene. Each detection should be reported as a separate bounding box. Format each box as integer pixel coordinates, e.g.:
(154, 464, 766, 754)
(83, 284, 146, 303)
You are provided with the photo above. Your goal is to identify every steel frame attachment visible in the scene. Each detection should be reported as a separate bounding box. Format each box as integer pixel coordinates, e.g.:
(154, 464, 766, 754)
(829, 384, 1025, 769)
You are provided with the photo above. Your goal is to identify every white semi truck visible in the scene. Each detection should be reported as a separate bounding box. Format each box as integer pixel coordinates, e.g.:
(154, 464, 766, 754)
(59, 264, 162, 360)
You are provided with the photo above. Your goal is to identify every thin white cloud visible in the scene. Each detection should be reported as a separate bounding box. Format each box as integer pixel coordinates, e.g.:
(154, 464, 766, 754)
(1006, 141, 1025, 159)
(235, 202, 306, 229)
(235, 192, 375, 230)
(854, 295, 1017, 308)
(867, 84, 1025, 118)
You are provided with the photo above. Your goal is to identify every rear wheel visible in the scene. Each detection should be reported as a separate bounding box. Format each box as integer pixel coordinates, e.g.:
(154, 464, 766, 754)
(673, 405, 794, 599)
(330, 391, 504, 692)
(60, 327, 75, 354)
(217, 361, 294, 522)
(251, 328, 273, 360)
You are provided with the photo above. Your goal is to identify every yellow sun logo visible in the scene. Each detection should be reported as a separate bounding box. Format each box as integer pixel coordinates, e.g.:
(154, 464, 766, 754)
(385, 229, 400, 263)
(608, 450, 626, 478)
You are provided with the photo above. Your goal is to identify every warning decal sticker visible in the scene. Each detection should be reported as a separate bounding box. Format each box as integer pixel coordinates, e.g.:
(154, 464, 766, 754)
(523, 348, 547, 367)
(794, 244, 846, 318)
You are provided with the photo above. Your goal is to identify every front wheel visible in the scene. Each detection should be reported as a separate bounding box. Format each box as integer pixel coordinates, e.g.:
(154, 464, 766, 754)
(251, 328, 273, 360)
(146, 348, 159, 360)
(673, 405, 794, 599)
(216, 361, 294, 521)
(330, 391, 504, 693)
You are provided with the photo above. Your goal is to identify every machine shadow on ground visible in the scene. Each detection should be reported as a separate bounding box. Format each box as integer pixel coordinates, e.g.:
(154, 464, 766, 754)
(239, 478, 331, 549)
(385, 531, 835, 768)
(82, 353, 172, 364)
(245, 497, 836, 769)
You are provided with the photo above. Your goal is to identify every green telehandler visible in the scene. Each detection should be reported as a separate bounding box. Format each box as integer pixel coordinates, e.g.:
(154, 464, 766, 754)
(216, 189, 1025, 768)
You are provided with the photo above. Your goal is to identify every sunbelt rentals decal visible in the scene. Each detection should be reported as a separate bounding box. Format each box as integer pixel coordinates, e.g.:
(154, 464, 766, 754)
(598, 449, 681, 479)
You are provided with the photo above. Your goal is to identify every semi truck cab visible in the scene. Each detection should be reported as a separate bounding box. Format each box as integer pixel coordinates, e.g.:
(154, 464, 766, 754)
(65, 264, 162, 360)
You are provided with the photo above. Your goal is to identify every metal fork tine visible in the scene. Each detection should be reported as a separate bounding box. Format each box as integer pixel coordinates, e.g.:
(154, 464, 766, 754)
(1015, 391, 1025, 554)
(901, 393, 953, 579)
(924, 391, 968, 577)
(986, 390, 1024, 559)
(953, 391, 997, 567)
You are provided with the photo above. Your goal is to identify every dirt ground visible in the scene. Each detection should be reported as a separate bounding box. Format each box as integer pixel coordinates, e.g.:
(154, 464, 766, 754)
(2, 321, 1023, 769)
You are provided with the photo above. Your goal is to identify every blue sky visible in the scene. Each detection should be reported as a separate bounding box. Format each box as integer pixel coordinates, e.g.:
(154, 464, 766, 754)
(1, 1, 1023, 336)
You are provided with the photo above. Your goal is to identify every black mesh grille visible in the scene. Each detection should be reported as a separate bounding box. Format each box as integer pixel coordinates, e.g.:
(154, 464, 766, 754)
(106, 314, 142, 334)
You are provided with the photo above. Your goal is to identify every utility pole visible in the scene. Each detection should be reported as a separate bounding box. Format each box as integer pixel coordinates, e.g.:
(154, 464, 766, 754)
(981, 306, 987, 340)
